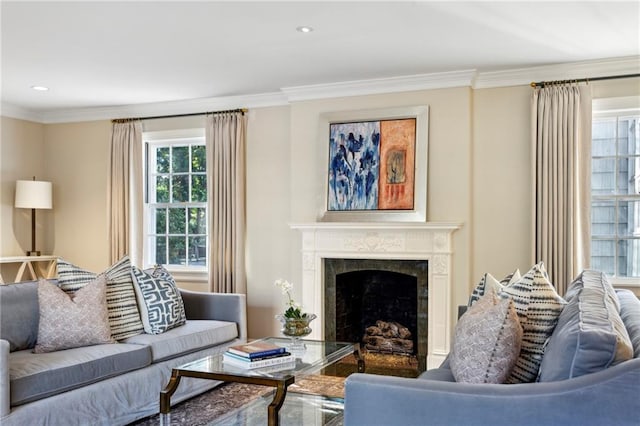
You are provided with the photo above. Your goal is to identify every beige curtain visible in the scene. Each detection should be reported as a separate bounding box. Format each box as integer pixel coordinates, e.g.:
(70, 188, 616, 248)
(532, 84, 592, 295)
(107, 121, 143, 265)
(205, 111, 247, 293)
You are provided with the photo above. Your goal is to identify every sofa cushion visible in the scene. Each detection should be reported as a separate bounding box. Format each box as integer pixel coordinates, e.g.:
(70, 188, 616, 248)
(122, 320, 238, 362)
(450, 287, 522, 383)
(0, 281, 39, 352)
(537, 271, 633, 382)
(57, 256, 144, 340)
(131, 265, 186, 334)
(9, 343, 151, 406)
(617, 289, 640, 358)
(34, 276, 115, 353)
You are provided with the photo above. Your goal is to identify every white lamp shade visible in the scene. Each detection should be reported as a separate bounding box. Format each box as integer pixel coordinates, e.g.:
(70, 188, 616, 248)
(15, 180, 53, 209)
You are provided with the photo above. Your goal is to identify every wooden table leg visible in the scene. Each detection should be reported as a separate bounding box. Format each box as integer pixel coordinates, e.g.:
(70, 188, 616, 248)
(267, 382, 288, 426)
(160, 370, 182, 414)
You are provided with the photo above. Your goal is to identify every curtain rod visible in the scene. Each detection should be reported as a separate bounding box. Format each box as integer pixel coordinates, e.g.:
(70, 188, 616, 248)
(111, 108, 247, 123)
(530, 73, 640, 88)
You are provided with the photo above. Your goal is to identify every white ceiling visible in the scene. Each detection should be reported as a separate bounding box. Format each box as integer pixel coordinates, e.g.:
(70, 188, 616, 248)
(2, 1, 639, 121)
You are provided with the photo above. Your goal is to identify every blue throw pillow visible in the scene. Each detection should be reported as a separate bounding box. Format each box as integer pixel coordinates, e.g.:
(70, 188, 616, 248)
(537, 270, 633, 382)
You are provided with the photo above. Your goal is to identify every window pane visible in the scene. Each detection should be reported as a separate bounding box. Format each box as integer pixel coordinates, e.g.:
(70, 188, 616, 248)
(168, 208, 186, 234)
(590, 239, 615, 276)
(591, 201, 615, 236)
(188, 207, 206, 234)
(168, 236, 186, 265)
(592, 119, 616, 156)
(156, 147, 170, 173)
(617, 118, 640, 156)
(155, 236, 167, 265)
(618, 200, 640, 236)
(191, 175, 207, 202)
(172, 146, 189, 173)
(617, 158, 633, 194)
(189, 236, 207, 267)
(618, 239, 640, 277)
(192, 145, 206, 172)
(156, 176, 169, 203)
(172, 175, 189, 202)
(155, 208, 167, 234)
(591, 158, 615, 195)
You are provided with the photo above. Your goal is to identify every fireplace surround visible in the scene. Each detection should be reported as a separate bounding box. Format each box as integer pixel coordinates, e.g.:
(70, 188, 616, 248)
(291, 222, 461, 368)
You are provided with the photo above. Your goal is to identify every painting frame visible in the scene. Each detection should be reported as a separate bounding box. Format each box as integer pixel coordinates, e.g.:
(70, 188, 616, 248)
(320, 105, 429, 222)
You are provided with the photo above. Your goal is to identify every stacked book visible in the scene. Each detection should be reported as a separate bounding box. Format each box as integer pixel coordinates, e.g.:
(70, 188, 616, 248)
(223, 341, 294, 369)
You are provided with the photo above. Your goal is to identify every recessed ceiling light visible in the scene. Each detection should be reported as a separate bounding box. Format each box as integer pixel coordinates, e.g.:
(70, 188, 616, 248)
(296, 26, 313, 33)
(30, 85, 49, 91)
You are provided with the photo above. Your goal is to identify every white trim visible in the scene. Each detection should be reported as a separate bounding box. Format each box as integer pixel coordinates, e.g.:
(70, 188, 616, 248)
(474, 56, 640, 89)
(282, 70, 476, 102)
(2, 57, 638, 124)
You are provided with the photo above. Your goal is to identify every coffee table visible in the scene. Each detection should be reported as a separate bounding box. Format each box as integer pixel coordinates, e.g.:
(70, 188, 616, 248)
(159, 337, 364, 426)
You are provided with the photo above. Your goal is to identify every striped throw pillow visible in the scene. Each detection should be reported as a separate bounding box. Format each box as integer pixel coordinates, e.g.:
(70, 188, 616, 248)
(57, 256, 144, 340)
(468, 269, 521, 306)
(501, 262, 566, 383)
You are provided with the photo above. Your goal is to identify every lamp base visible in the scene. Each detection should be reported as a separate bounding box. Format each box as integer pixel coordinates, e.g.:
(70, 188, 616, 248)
(26, 250, 41, 256)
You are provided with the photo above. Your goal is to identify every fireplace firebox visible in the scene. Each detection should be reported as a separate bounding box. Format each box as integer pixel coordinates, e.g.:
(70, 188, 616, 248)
(324, 258, 428, 371)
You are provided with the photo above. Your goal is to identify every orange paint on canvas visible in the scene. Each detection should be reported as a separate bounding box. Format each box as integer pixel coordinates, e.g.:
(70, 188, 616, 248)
(378, 118, 416, 210)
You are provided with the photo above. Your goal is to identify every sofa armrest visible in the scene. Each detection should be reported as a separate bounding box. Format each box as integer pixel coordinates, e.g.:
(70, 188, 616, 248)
(179, 290, 247, 342)
(0, 339, 9, 417)
(344, 358, 640, 426)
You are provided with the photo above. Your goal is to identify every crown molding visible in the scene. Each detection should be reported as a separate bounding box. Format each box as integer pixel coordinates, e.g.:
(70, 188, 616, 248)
(281, 69, 477, 102)
(3, 56, 638, 124)
(474, 56, 640, 89)
(0, 103, 46, 123)
(4, 91, 289, 124)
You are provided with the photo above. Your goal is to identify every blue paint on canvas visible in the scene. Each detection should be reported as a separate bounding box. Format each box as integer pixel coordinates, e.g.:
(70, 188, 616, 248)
(328, 121, 380, 210)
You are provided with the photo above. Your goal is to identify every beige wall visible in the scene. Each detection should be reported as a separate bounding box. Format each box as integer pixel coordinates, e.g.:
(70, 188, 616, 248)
(0, 117, 46, 256)
(471, 85, 533, 286)
(43, 120, 112, 272)
(2, 78, 639, 336)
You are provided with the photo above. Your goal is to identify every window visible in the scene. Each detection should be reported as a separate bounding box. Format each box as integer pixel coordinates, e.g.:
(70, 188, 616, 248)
(591, 99, 640, 280)
(144, 132, 207, 270)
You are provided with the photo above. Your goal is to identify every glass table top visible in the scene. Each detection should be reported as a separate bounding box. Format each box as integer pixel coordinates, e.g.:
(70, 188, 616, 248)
(174, 337, 357, 380)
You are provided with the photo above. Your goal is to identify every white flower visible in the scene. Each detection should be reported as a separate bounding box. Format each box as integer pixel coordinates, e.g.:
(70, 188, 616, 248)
(274, 278, 292, 294)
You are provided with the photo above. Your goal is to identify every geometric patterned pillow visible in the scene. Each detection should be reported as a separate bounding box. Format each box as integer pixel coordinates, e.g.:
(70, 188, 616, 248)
(34, 275, 114, 353)
(57, 256, 144, 340)
(131, 265, 186, 334)
(450, 286, 523, 384)
(500, 262, 566, 383)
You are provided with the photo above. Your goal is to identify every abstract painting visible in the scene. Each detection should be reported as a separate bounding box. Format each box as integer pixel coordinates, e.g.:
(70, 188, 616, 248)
(328, 118, 416, 211)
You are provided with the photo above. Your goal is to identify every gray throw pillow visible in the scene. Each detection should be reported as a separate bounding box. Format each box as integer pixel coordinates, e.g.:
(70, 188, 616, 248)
(451, 287, 522, 384)
(34, 276, 114, 353)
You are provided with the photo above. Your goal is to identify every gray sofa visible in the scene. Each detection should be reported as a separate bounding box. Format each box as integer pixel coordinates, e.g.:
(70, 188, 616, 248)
(344, 270, 640, 426)
(0, 279, 247, 426)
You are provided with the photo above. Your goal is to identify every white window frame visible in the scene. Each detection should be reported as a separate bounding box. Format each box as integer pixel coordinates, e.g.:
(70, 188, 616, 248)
(142, 128, 208, 282)
(592, 96, 640, 287)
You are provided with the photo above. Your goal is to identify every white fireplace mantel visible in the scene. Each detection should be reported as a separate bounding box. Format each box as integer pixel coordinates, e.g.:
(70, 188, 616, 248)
(290, 222, 461, 368)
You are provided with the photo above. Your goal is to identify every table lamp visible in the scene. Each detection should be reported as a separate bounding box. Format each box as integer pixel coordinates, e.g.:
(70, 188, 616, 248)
(15, 178, 53, 256)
